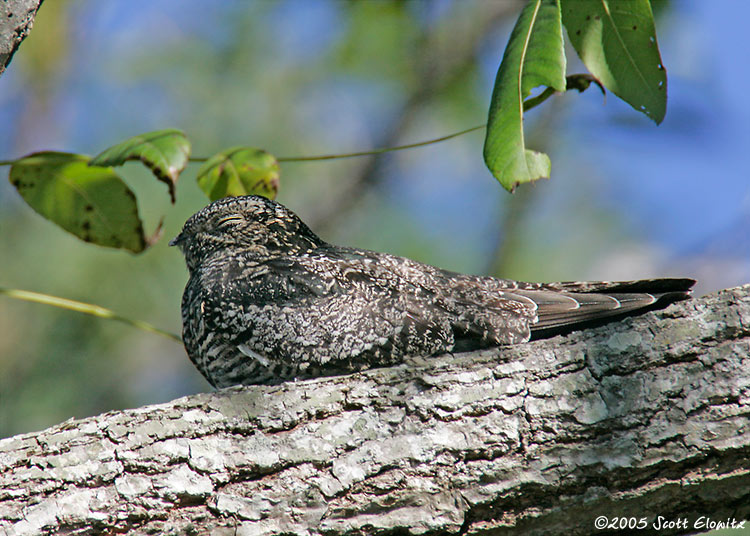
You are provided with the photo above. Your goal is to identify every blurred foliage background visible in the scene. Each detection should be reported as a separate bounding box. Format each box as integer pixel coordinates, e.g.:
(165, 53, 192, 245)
(1, 0, 749, 438)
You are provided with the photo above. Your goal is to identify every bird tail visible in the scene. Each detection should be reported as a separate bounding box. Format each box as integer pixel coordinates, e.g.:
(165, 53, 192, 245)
(519, 278, 695, 339)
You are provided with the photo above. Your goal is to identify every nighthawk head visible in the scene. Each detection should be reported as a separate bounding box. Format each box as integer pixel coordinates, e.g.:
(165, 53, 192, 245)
(170, 195, 324, 271)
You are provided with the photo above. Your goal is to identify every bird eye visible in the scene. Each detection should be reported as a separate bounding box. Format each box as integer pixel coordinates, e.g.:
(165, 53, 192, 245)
(216, 215, 242, 228)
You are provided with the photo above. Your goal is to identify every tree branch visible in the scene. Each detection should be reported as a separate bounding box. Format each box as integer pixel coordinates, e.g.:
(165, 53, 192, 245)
(0, 0, 43, 77)
(1, 285, 749, 535)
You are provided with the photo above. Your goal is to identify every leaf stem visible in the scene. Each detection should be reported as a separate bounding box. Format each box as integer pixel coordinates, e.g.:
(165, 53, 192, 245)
(276, 124, 487, 162)
(187, 124, 487, 164)
(0, 287, 182, 343)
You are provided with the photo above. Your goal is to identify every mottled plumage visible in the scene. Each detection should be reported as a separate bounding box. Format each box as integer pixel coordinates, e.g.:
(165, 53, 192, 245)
(171, 195, 694, 388)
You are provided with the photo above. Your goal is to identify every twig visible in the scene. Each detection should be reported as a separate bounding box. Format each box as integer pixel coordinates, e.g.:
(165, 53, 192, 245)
(0, 287, 182, 342)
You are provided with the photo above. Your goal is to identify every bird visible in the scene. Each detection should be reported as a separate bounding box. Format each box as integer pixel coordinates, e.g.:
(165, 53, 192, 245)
(170, 195, 695, 389)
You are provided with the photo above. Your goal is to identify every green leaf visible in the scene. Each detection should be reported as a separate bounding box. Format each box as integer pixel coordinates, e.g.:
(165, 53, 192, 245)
(9, 152, 147, 253)
(196, 147, 280, 201)
(89, 129, 191, 203)
(561, 0, 666, 124)
(483, 0, 566, 192)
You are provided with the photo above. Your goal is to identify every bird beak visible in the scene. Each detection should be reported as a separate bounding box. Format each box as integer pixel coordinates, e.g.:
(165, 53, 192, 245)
(169, 233, 184, 247)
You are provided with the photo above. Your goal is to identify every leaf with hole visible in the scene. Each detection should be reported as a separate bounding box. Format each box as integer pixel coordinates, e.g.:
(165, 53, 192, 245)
(89, 129, 191, 203)
(483, 0, 566, 192)
(9, 152, 148, 253)
(196, 147, 280, 201)
(561, 0, 666, 124)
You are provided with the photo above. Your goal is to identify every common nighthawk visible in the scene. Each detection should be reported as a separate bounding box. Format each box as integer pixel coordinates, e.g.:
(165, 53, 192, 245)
(170, 195, 694, 388)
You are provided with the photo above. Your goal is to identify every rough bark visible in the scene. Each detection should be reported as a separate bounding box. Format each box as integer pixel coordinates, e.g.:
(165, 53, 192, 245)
(0, 0, 43, 77)
(1, 285, 749, 536)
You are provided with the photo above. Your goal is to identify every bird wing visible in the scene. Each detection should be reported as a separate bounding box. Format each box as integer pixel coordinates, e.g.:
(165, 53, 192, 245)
(517, 278, 695, 335)
(331, 248, 540, 346)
